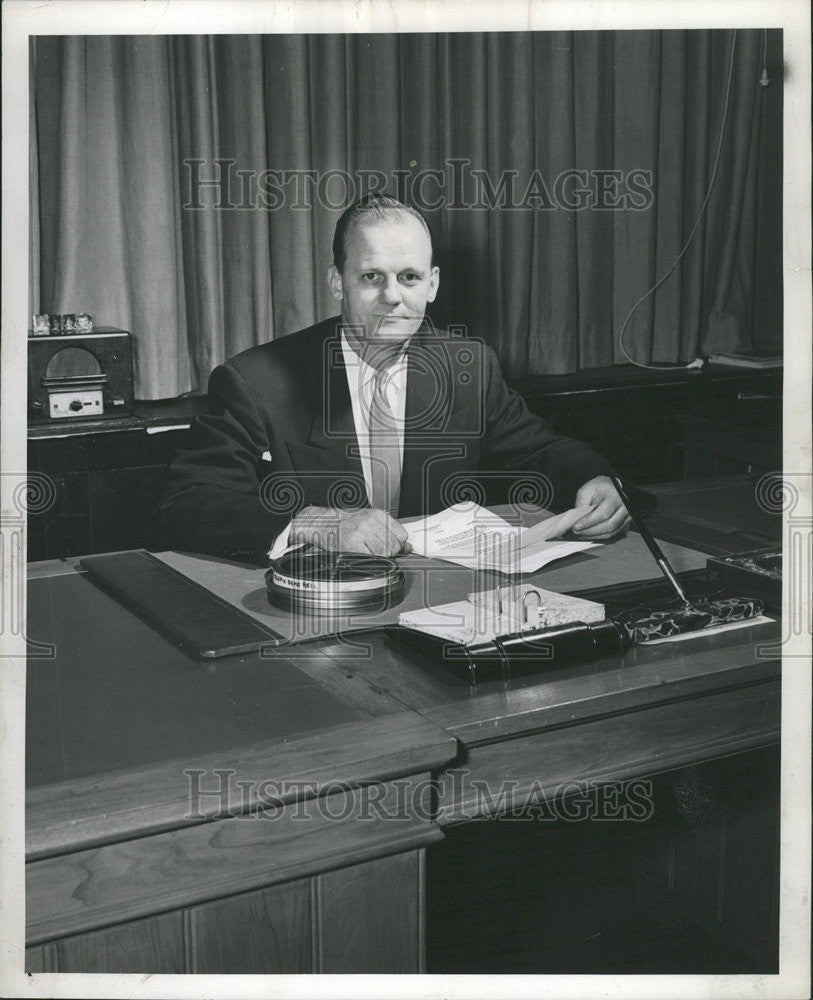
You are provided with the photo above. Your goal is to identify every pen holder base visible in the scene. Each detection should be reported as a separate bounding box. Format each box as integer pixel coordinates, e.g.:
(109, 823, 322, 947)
(613, 596, 764, 645)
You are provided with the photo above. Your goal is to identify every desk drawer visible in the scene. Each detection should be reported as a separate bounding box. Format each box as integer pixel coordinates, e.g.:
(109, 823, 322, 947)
(434, 679, 780, 825)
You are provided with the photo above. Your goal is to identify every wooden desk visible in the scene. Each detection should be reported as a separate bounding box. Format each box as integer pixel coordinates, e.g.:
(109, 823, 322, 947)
(25, 517, 782, 974)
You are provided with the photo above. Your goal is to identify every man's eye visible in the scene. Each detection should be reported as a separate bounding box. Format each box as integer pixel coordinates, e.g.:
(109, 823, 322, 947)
(402, 273, 420, 284)
(362, 273, 381, 283)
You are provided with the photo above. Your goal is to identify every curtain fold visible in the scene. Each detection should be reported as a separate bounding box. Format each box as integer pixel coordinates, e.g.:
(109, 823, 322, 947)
(32, 29, 782, 398)
(29, 39, 41, 321)
(532, 32, 581, 373)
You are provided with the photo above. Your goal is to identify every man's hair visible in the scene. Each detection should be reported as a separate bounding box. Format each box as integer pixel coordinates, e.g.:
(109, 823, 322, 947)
(332, 193, 433, 272)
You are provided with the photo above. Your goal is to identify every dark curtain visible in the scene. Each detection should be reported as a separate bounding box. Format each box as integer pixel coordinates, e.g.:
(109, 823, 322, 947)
(31, 30, 782, 399)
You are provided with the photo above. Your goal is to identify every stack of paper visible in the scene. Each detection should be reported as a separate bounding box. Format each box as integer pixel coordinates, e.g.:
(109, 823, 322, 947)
(399, 582, 605, 647)
(403, 503, 595, 574)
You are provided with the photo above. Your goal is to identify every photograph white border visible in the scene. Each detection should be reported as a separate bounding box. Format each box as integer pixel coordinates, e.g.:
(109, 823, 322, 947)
(2, 2, 810, 999)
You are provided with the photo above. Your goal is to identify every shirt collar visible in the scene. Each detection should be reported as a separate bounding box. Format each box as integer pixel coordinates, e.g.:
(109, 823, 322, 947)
(340, 331, 409, 390)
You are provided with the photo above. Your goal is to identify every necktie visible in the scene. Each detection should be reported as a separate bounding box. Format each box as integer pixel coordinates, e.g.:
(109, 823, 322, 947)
(368, 368, 401, 517)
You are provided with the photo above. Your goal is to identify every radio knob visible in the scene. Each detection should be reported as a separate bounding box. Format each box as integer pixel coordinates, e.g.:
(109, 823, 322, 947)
(69, 399, 83, 412)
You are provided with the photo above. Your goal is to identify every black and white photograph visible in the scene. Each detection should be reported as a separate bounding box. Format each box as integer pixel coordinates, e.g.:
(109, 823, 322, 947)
(1, 1, 810, 998)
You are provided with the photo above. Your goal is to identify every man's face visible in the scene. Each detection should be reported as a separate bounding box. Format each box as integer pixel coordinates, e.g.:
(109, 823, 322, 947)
(328, 214, 440, 349)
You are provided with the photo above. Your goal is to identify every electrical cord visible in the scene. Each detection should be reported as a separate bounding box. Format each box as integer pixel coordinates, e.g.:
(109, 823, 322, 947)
(617, 29, 739, 371)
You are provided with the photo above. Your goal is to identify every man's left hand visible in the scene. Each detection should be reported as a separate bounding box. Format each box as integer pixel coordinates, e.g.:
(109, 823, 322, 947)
(571, 475, 631, 540)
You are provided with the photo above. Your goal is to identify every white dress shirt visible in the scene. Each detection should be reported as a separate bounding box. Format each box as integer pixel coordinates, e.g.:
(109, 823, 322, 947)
(267, 333, 408, 559)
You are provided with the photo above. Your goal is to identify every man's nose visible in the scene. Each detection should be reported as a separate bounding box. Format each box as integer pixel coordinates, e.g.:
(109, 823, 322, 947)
(380, 277, 403, 306)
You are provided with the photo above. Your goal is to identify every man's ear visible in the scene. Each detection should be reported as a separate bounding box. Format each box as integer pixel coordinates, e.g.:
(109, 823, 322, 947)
(427, 265, 440, 304)
(328, 265, 343, 302)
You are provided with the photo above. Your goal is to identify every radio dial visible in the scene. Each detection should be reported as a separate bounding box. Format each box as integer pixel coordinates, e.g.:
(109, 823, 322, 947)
(69, 399, 84, 412)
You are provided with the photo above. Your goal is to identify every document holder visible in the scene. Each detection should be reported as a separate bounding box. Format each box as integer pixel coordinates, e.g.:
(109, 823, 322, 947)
(396, 617, 629, 684)
(395, 564, 767, 684)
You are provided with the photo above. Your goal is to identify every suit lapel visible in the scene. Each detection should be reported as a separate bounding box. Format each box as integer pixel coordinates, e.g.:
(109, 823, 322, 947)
(311, 334, 358, 448)
(286, 329, 367, 508)
(289, 320, 467, 518)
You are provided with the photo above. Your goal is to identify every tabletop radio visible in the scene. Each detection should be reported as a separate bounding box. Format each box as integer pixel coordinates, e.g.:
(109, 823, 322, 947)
(28, 328, 135, 421)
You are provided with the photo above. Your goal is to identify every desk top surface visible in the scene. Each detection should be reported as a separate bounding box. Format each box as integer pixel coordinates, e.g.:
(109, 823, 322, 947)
(644, 474, 782, 553)
(153, 520, 709, 644)
(27, 525, 775, 774)
(26, 493, 782, 858)
(26, 571, 367, 786)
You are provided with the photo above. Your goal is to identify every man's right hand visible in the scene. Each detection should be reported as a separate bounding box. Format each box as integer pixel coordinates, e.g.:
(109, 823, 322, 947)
(290, 506, 411, 557)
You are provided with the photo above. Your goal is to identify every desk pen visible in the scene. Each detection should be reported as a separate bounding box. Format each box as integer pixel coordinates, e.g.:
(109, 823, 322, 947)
(609, 473, 692, 608)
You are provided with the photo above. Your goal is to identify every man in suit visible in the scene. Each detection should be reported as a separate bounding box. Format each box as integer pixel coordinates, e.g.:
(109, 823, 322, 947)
(148, 195, 629, 565)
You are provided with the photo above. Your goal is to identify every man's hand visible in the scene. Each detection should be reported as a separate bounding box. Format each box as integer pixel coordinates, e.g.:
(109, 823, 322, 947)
(571, 476, 631, 540)
(291, 506, 411, 556)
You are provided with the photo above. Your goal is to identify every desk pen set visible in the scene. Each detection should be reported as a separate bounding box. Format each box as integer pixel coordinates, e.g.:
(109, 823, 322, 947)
(397, 476, 766, 683)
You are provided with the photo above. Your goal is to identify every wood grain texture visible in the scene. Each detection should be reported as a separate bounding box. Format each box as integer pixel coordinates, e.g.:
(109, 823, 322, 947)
(317, 851, 423, 973)
(420, 626, 781, 745)
(626, 748, 780, 970)
(27, 774, 443, 944)
(435, 680, 780, 825)
(270, 637, 410, 718)
(25, 492, 783, 970)
(187, 880, 312, 973)
(27, 712, 457, 860)
(311, 609, 780, 740)
(25, 943, 58, 972)
(55, 910, 185, 973)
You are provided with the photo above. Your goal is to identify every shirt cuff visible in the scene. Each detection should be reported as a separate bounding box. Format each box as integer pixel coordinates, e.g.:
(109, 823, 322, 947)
(267, 521, 293, 561)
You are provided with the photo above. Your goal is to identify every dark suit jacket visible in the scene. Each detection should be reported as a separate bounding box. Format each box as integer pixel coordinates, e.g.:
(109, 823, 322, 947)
(147, 316, 613, 564)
